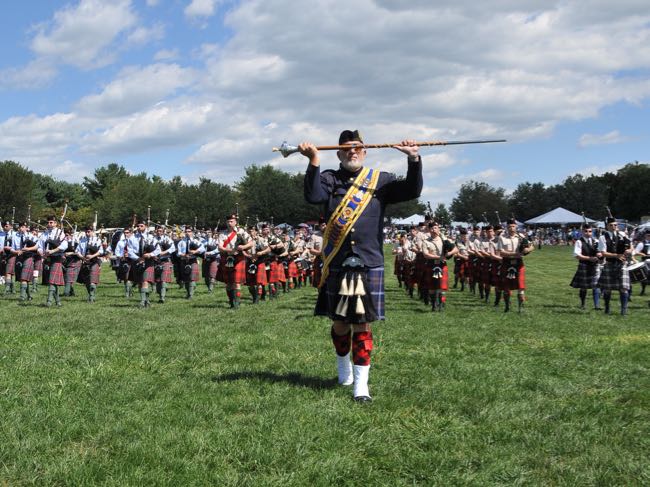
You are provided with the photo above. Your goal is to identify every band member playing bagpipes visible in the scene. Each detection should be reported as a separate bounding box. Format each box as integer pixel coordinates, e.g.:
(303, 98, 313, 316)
(30, 226, 43, 294)
(261, 223, 285, 299)
(2, 220, 17, 294)
(496, 218, 534, 312)
(421, 221, 458, 312)
(218, 213, 253, 308)
(176, 226, 205, 299)
(306, 218, 327, 288)
(398, 231, 418, 298)
(453, 229, 470, 292)
(63, 229, 82, 297)
(479, 225, 502, 306)
(491, 224, 505, 307)
(597, 216, 632, 315)
(39, 215, 68, 307)
(201, 229, 219, 293)
(467, 225, 482, 297)
(116, 221, 160, 307)
(153, 225, 176, 303)
(113, 228, 134, 298)
(569, 222, 603, 310)
(301, 130, 422, 402)
(289, 232, 306, 289)
(76, 226, 104, 303)
(244, 225, 271, 303)
(10, 222, 39, 302)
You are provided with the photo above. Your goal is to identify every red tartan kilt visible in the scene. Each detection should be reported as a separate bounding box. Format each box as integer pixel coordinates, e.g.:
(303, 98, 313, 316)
(155, 261, 173, 283)
(5, 255, 16, 275)
(490, 262, 500, 287)
(65, 259, 82, 283)
(202, 258, 219, 280)
(402, 260, 417, 287)
(43, 260, 65, 286)
(423, 262, 449, 290)
(34, 256, 43, 273)
(220, 256, 247, 284)
(132, 262, 156, 284)
(481, 262, 491, 285)
(287, 260, 298, 278)
(267, 260, 284, 283)
(454, 259, 468, 279)
(500, 261, 525, 290)
(78, 262, 101, 284)
(246, 262, 268, 286)
(19, 256, 35, 281)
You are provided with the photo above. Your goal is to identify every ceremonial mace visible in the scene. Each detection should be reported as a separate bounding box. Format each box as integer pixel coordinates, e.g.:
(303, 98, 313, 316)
(272, 139, 506, 158)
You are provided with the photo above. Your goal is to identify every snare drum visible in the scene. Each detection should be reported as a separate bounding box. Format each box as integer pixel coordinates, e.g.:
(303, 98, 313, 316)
(627, 261, 648, 283)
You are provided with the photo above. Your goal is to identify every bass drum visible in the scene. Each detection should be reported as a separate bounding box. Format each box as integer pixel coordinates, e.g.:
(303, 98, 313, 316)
(627, 261, 648, 283)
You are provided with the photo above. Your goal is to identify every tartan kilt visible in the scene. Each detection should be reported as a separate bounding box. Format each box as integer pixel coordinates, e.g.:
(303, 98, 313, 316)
(597, 260, 630, 291)
(4, 255, 16, 275)
(315, 266, 385, 322)
(220, 255, 247, 285)
(77, 261, 101, 285)
(490, 260, 501, 287)
(423, 261, 449, 291)
(480, 261, 491, 286)
(155, 260, 174, 283)
(570, 261, 600, 289)
(34, 255, 43, 273)
(43, 260, 65, 286)
(19, 255, 35, 282)
(393, 255, 400, 275)
(402, 260, 417, 287)
(246, 261, 268, 286)
(132, 261, 156, 284)
(415, 254, 426, 287)
(65, 258, 82, 283)
(287, 260, 299, 278)
(500, 259, 526, 291)
(454, 258, 468, 279)
(267, 260, 284, 283)
(202, 258, 219, 280)
(473, 258, 483, 283)
(312, 257, 322, 288)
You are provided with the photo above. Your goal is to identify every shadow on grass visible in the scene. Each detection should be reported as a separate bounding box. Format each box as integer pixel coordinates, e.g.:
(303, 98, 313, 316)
(211, 370, 338, 390)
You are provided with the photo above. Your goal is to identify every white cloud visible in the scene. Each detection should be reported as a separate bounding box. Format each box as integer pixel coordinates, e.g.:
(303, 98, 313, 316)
(578, 130, 630, 147)
(0, 58, 58, 90)
(126, 23, 165, 46)
(154, 48, 180, 61)
(185, 0, 218, 19)
(30, 0, 137, 69)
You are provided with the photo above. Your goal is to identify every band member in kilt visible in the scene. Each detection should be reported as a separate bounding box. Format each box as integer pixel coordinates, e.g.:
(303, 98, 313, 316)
(130, 222, 161, 308)
(63, 230, 82, 297)
(633, 230, 650, 296)
(480, 225, 501, 305)
(31, 227, 42, 293)
(153, 225, 176, 303)
(202, 230, 219, 293)
(497, 218, 534, 312)
(2, 221, 17, 295)
(39, 216, 68, 307)
(597, 217, 632, 315)
(421, 222, 457, 312)
(245, 226, 270, 303)
(301, 130, 422, 402)
(569, 224, 602, 310)
(263, 224, 284, 299)
(11, 222, 39, 302)
(453, 229, 470, 292)
(218, 214, 253, 308)
(467, 225, 482, 296)
(76, 226, 104, 303)
(113, 228, 135, 298)
(398, 232, 418, 297)
(306, 219, 326, 288)
(176, 227, 205, 299)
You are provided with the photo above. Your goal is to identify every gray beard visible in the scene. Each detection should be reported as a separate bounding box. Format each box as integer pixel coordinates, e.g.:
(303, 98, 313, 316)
(341, 159, 362, 172)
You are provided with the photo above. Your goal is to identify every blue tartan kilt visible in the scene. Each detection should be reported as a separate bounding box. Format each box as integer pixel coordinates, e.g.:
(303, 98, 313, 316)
(315, 266, 385, 322)
(597, 260, 630, 291)
(65, 258, 82, 283)
(570, 261, 600, 289)
(18, 255, 35, 282)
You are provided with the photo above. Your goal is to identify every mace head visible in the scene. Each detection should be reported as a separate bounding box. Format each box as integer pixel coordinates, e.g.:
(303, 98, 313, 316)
(272, 141, 299, 158)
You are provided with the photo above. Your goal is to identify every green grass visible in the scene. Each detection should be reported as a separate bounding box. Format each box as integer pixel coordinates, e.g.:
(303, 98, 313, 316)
(1, 246, 648, 485)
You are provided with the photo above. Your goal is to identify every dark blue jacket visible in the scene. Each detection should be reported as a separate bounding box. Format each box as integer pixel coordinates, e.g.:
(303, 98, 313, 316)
(304, 157, 423, 267)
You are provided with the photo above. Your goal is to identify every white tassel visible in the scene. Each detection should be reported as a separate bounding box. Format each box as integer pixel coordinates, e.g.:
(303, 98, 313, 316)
(355, 274, 366, 296)
(339, 277, 349, 296)
(335, 296, 349, 316)
(355, 296, 365, 315)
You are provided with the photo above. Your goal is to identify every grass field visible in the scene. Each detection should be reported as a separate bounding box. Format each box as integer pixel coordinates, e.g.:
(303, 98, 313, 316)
(1, 246, 648, 485)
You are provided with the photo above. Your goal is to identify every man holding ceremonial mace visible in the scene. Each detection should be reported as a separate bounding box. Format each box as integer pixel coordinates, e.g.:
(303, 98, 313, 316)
(301, 130, 423, 402)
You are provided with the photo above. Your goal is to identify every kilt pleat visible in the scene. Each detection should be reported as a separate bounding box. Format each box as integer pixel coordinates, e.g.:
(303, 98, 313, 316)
(316, 266, 384, 322)
(43, 260, 65, 286)
(19, 256, 35, 282)
(570, 261, 600, 289)
(65, 259, 82, 283)
(500, 259, 526, 291)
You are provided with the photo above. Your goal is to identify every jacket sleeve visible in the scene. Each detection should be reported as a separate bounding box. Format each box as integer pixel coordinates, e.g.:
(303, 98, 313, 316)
(304, 165, 331, 204)
(383, 156, 423, 205)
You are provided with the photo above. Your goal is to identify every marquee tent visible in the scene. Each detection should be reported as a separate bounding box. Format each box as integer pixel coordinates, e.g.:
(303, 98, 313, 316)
(525, 207, 596, 225)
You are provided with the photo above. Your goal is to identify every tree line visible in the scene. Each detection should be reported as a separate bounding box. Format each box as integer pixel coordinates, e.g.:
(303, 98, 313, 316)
(0, 160, 646, 228)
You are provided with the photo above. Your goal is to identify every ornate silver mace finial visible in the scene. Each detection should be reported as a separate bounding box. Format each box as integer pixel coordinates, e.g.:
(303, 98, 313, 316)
(272, 141, 300, 158)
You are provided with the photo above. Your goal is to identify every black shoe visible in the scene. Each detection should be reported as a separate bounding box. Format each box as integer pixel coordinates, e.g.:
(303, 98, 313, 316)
(353, 395, 372, 403)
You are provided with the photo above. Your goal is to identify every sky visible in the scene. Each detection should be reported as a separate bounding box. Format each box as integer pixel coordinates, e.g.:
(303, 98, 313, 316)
(1, 0, 648, 208)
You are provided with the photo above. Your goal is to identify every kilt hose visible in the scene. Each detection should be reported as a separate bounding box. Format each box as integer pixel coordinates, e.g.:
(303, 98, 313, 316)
(77, 261, 101, 285)
(202, 258, 219, 280)
(18, 255, 35, 282)
(423, 261, 449, 291)
(4, 255, 16, 275)
(65, 258, 82, 284)
(315, 266, 385, 322)
(500, 259, 526, 291)
(155, 259, 174, 283)
(42, 259, 65, 286)
(598, 260, 630, 291)
(246, 261, 268, 286)
(570, 261, 601, 289)
(219, 255, 247, 285)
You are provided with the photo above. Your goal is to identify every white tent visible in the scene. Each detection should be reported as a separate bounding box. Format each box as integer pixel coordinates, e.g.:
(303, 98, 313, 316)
(392, 214, 425, 226)
(525, 207, 596, 225)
